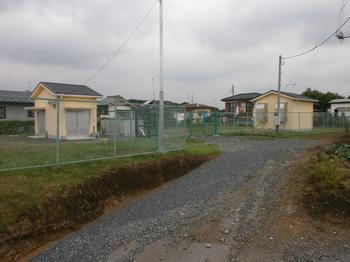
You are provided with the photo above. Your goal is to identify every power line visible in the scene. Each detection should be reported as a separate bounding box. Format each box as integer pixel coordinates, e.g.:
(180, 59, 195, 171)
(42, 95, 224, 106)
(284, 15, 350, 60)
(83, 0, 158, 84)
(337, 0, 348, 31)
(284, 1, 348, 87)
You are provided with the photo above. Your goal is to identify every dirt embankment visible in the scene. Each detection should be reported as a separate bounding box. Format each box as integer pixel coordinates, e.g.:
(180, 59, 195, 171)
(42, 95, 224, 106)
(0, 154, 214, 261)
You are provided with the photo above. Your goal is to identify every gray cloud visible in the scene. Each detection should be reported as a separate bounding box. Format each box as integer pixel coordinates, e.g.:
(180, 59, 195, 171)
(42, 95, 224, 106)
(0, 0, 349, 108)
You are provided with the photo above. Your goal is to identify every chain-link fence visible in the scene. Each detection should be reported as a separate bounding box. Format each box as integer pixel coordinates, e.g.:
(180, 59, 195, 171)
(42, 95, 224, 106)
(0, 98, 185, 172)
(186, 111, 350, 137)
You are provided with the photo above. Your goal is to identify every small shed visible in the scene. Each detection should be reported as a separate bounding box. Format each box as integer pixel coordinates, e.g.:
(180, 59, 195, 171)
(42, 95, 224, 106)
(98, 95, 137, 137)
(250, 90, 318, 130)
(29, 82, 102, 139)
(0, 90, 34, 120)
(329, 99, 350, 117)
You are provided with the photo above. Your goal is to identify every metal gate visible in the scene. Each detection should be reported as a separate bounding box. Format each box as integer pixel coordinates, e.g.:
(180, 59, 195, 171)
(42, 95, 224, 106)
(66, 110, 90, 138)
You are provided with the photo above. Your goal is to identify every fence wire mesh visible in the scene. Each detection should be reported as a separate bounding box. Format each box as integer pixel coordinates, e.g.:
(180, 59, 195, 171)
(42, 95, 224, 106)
(186, 111, 350, 137)
(0, 98, 186, 171)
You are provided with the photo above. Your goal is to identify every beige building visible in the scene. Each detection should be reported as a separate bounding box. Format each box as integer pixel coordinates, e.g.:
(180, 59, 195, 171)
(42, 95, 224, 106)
(97, 95, 137, 137)
(29, 82, 102, 139)
(250, 90, 318, 130)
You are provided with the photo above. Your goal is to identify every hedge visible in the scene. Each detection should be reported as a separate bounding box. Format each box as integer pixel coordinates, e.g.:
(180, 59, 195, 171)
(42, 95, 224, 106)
(0, 120, 35, 135)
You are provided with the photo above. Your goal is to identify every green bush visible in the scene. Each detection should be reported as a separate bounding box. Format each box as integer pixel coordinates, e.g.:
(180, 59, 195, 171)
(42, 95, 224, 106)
(0, 120, 35, 135)
(306, 155, 350, 216)
(311, 158, 341, 189)
(325, 144, 350, 160)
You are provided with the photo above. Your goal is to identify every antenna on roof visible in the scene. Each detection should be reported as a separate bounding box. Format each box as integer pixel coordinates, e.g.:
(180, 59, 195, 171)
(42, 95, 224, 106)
(191, 92, 194, 104)
(152, 78, 155, 100)
(232, 84, 235, 96)
(26, 81, 32, 92)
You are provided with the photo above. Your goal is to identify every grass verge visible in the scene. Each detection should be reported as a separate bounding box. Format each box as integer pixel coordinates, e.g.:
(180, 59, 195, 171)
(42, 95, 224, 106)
(219, 128, 346, 139)
(0, 141, 220, 260)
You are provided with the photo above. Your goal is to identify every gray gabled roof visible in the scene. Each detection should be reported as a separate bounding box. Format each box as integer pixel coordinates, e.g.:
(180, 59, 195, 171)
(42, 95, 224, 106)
(329, 98, 350, 104)
(39, 82, 102, 97)
(185, 103, 218, 110)
(140, 99, 180, 107)
(252, 90, 318, 103)
(97, 95, 137, 108)
(278, 91, 318, 102)
(0, 90, 33, 103)
(221, 93, 261, 102)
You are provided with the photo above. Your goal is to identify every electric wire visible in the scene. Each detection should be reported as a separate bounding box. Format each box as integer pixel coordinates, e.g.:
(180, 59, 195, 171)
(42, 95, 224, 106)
(83, 0, 158, 84)
(337, 0, 346, 31)
(284, 15, 350, 60)
(284, 1, 348, 87)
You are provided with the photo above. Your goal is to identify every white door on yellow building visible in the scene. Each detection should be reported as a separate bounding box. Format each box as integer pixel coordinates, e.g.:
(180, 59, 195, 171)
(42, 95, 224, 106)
(66, 110, 90, 139)
(37, 110, 45, 136)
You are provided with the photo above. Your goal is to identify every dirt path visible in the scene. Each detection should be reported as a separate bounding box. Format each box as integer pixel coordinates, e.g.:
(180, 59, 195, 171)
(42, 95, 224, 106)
(30, 137, 346, 262)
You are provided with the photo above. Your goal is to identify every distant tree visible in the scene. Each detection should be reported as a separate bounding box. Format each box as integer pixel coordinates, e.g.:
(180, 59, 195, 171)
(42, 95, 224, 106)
(302, 88, 344, 111)
(127, 99, 147, 104)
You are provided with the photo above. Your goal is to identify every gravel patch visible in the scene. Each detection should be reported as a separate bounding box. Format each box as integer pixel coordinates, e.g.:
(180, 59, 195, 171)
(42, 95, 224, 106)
(31, 137, 319, 262)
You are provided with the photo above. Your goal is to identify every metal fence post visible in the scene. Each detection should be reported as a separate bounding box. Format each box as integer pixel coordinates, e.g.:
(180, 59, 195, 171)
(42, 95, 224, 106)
(246, 113, 248, 128)
(113, 104, 117, 159)
(322, 112, 325, 129)
(56, 98, 60, 165)
(214, 112, 218, 135)
(189, 111, 193, 137)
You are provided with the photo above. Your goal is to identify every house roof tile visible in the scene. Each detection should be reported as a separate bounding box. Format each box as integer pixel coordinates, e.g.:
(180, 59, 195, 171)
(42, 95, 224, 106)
(40, 82, 102, 97)
(221, 93, 261, 102)
(0, 90, 33, 103)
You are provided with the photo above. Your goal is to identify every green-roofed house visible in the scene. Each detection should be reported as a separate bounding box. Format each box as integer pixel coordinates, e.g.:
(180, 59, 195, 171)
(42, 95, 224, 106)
(0, 90, 34, 120)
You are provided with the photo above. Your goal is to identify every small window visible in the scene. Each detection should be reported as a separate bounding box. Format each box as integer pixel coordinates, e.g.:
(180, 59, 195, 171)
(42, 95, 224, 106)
(255, 103, 267, 122)
(0, 106, 6, 119)
(239, 102, 246, 113)
(27, 110, 34, 118)
(275, 102, 287, 112)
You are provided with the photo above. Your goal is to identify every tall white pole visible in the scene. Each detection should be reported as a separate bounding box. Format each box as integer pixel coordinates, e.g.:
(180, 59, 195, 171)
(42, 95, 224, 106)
(158, 0, 164, 152)
(276, 55, 282, 133)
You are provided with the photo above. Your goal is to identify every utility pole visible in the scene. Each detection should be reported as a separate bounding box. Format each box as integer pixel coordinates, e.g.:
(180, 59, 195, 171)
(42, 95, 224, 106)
(158, 0, 164, 152)
(276, 55, 282, 133)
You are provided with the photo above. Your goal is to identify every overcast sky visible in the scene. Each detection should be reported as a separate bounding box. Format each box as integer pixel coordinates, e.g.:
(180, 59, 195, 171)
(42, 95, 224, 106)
(0, 0, 349, 108)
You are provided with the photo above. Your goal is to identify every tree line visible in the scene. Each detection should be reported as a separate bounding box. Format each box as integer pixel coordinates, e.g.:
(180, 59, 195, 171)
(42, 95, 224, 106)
(302, 88, 349, 111)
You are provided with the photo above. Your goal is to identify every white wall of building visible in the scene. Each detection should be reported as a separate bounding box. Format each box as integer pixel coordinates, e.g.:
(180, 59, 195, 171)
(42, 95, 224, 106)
(330, 102, 350, 117)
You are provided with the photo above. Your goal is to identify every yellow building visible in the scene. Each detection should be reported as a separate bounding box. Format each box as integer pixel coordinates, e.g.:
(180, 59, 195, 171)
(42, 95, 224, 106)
(28, 82, 102, 139)
(250, 90, 318, 131)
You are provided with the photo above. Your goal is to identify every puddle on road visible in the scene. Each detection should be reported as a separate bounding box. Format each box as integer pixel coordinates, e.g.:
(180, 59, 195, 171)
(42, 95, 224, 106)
(108, 237, 229, 262)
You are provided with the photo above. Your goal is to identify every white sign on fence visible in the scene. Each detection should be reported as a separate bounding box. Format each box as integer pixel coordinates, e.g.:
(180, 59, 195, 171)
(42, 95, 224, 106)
(177, 113, 184, 121)
(274, 112, 281, 126)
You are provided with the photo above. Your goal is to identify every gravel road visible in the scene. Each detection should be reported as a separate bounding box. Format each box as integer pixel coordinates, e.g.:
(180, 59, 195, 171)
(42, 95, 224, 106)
(31, 137, 321, 262)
